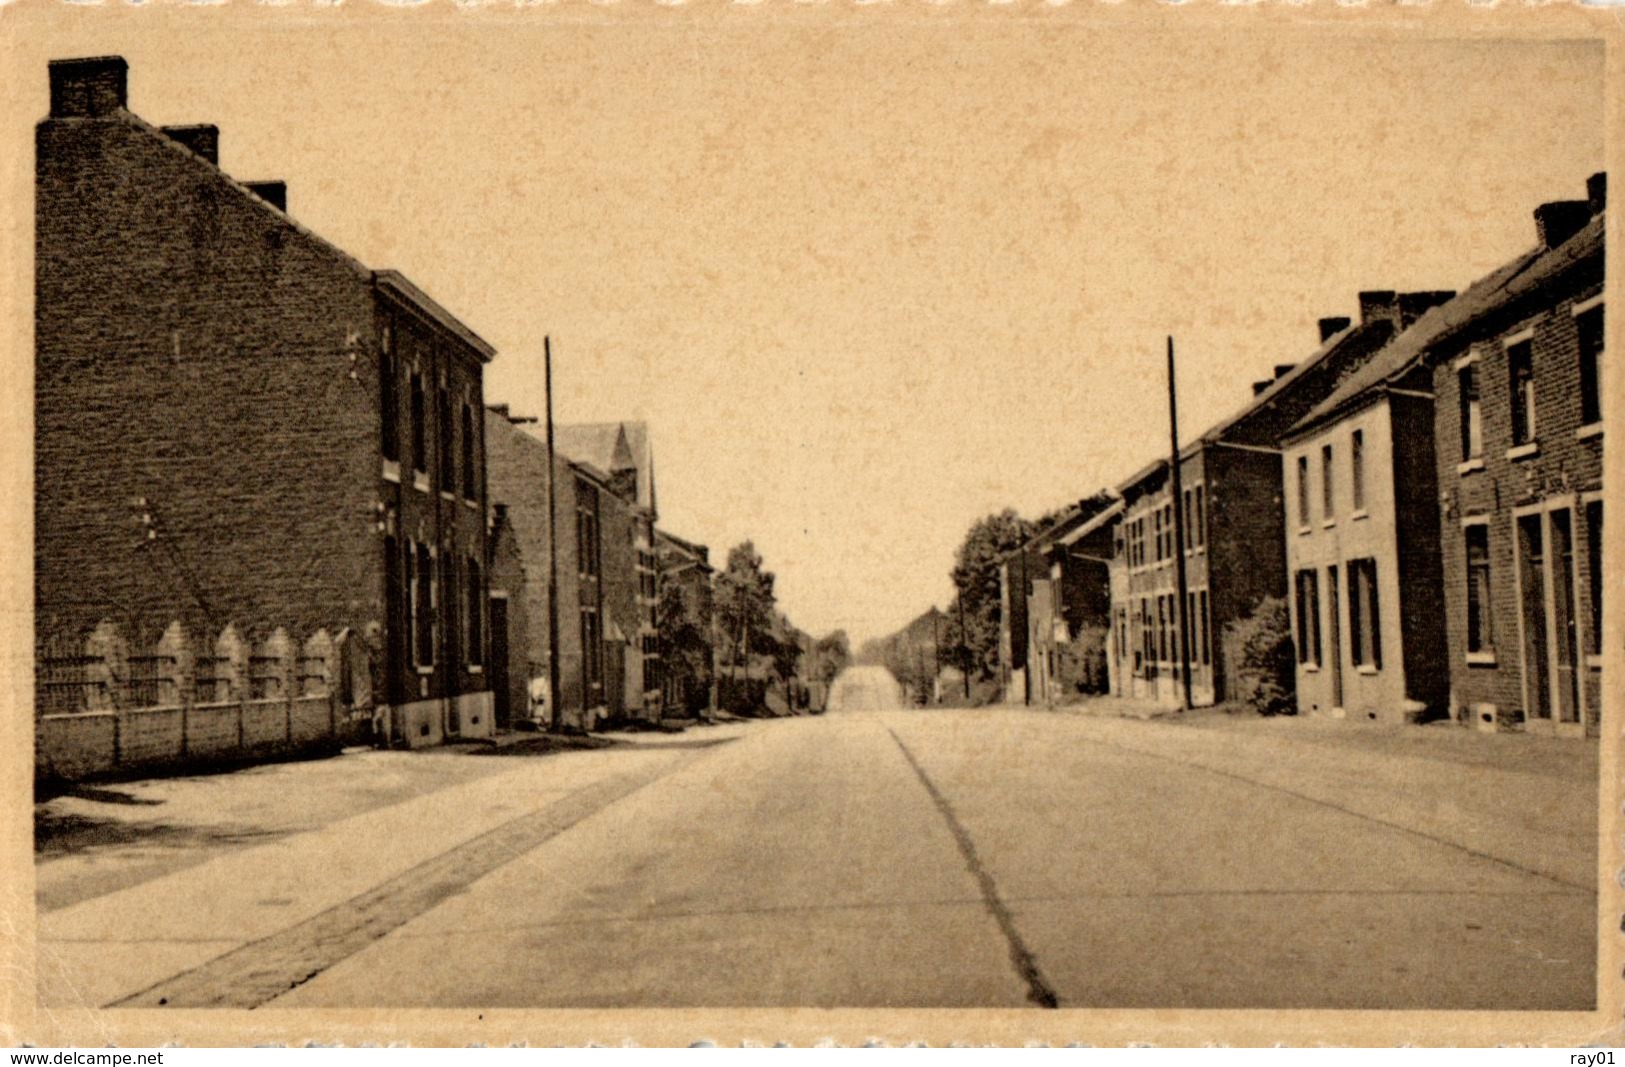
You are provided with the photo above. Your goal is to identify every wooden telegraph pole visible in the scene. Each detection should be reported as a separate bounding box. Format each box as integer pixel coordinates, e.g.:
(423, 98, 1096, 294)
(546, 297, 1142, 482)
(544, 337, 563, 731)
(1167, 336, 1193, 711)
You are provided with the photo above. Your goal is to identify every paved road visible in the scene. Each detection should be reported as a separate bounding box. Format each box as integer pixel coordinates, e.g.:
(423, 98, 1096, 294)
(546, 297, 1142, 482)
(240, 666, 1591, 1011)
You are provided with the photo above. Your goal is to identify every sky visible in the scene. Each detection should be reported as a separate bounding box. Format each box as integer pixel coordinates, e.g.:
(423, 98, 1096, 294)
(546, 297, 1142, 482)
(6, 12, 1606, 645)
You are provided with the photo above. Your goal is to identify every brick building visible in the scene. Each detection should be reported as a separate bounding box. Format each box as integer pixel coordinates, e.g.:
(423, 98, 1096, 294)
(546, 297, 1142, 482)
(555, 423, 660, 721)
(35, 56, 495, 760)
(484, 411, 658, 729)
(1423, 179, 1605, 736)
(1108, 301, 1427, 707)
(997, 497, 1119, 705)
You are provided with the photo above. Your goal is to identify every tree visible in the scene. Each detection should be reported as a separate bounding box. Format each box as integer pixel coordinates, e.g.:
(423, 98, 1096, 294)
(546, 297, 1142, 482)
(655, 577, 712, 716)
(811, 630, 851, 686)
(713, 541, 777, 679)
(948, 509, 1039, 682)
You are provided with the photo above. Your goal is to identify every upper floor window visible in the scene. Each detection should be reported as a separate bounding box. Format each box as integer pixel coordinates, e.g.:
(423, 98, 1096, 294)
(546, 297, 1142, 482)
(380, 334, 399, 464)
(1508, 339, 1536, 447)
(1350, 430, 1365, 512)
(1295, 455, 1310, 528)
(1321, 444, 1335, 521)
(437, 382, 455, 490)
(461, 404, 477, 500)
(1193, 486, 1205, 548)
(577, 490, 600, 579)
(410, 371, 427, 475)
(1458, 362, 1482, 462)
(1578, 304, 1605, 428)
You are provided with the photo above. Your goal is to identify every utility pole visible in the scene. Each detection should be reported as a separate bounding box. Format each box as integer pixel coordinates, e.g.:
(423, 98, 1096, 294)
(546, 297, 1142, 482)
(1019, 548, 1031, 706)
(544, 336, 563, 732)
(931, 610, 942, 706)
(1167, 335, 1193, 711)
(956, 582, 971, 701)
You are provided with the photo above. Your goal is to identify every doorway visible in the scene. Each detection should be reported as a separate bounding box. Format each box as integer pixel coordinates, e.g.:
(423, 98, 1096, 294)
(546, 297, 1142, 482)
(490, 594, 510, 730)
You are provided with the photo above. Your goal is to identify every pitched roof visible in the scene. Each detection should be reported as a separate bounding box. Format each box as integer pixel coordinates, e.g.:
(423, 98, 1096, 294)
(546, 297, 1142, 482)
(1293, 213, 1603, 436)
(548, 421, 656, 513)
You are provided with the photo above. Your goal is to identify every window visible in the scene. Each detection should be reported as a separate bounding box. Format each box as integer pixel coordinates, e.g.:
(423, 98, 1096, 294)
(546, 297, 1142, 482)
(412, 542, 435, 668)
(1465, 524, 1494, 655)
(1349, 557, 1382, 669)
(581, 607, 603, 689)
(1156, 596, 1168, 663)
(380, 331, 399, 463)
(1508, 340, 1535, 447)
(1586, 501, 1604, 659)
(1578, 305, 1604, 427)
(437, 382, 455, 490)
(1296, 455, 1310, 528)
(1193, 486, 1205, 548)
(577, 490, 600, 579)
(410, 371, 427, 475)
(1458, 363, 1482, 461)
(1321, 444, 1335, 521)
(1294, 569, 1321, 666)
(1182, 489, 1194, 551)
(1350, 430, 1365, 512)
(1152, 508, 1164, 562)
(1198, 589, 1210, 666)
(461, 405, 477, 499)
(1135, 599, 1149, 674)
(466, 557, 483, 668)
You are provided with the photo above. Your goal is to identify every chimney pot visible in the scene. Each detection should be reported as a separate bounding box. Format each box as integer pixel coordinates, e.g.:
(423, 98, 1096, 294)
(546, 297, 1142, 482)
(1358, 290, 1399, 326)
(244, 180, 286, 213)
(1396, 290, 1455, 328)
(160, 124, 219, 165)
(1587, 172, 1607, 216)
(1317, 316, 1351, 343)
(1534, 200, 1591, 250)
(48, 56, 128, 118)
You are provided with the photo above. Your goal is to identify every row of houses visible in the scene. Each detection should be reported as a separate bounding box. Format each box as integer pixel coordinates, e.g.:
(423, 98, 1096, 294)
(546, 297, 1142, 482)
(33, 56, 729, 779)
(1000, 174, 1606, 736)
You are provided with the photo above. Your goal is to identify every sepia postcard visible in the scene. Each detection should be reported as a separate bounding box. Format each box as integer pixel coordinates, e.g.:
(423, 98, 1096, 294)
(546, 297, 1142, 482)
(1, 0, 1622, 1048)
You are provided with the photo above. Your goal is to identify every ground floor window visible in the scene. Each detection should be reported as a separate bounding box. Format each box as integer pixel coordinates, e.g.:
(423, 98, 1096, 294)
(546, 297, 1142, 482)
(1586, 500, 1604, 661)
(1294, 569, 1321, 667)
(1465, 523, 1494, 655)
(581, 607, 603, 690)
(1349, 557, 1381, 669)
(466, 557, 483, 669)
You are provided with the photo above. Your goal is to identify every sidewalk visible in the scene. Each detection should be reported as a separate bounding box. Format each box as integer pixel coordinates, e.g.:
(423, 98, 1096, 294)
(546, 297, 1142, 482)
(35, 724, 749, 1008)
(1051, 701, 1597, 891)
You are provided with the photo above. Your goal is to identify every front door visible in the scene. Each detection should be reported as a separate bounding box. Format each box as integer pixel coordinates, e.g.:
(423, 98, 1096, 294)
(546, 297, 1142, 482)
(1549, 508, 1582, 734)
(490, 596, 510, 730)
(1517, 513, 1551, 728)
(1326, 564, 1344, 709)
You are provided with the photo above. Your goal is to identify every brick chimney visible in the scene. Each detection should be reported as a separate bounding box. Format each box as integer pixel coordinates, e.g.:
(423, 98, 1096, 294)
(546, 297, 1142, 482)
(1273, 363, 1296, 380)
(488, 403, 511, 421)
(48, 56, 128, 118)
(1251, 380, 1274, 396)
(160, 124, 219, 165)
(1318, 316, 1351, 343)
(245, 181, 287, 213)
(1587, 172, 1607, 216)
(1534, 200, 1591, 250)
(1397, 290, 1455, 328)
(1358, 291, 1399, 326)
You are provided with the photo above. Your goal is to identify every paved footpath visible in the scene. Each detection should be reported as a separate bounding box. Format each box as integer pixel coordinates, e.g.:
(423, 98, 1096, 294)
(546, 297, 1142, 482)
(36, 674, 1599, 1010)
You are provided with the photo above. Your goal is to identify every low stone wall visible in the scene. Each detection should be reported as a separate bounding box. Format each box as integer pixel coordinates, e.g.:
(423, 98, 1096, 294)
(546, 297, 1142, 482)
(37, 694, 348, 787)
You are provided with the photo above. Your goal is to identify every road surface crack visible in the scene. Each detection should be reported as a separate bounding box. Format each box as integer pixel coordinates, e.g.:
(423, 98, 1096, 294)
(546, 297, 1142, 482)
(887, 727, 1060, 1009)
